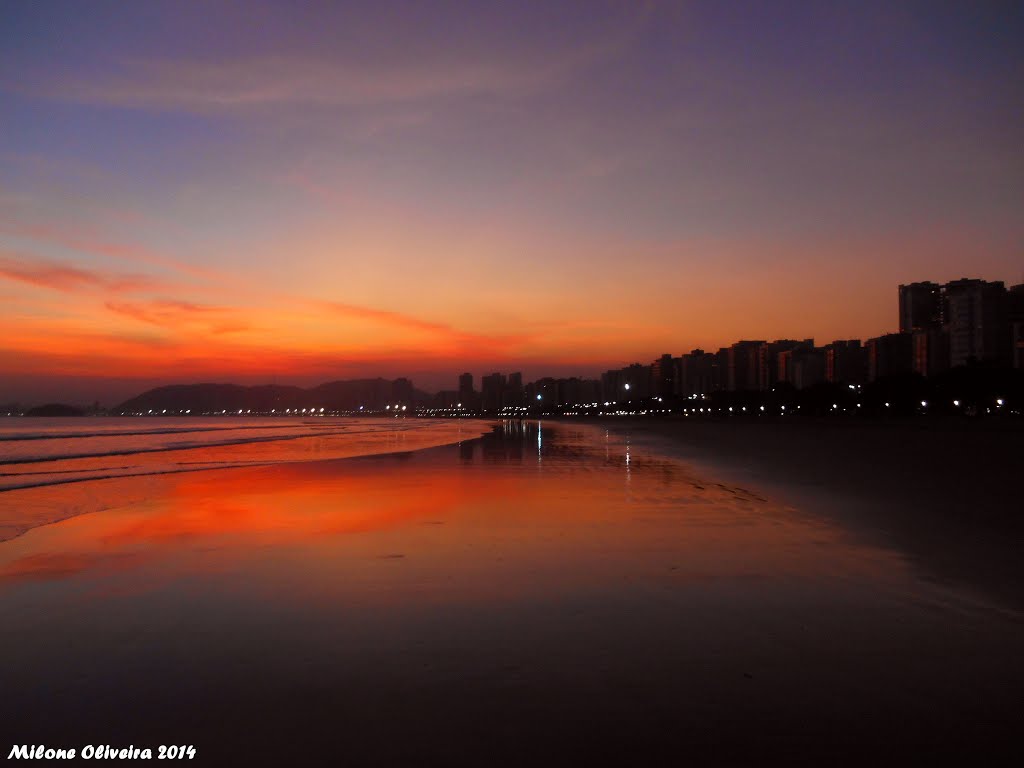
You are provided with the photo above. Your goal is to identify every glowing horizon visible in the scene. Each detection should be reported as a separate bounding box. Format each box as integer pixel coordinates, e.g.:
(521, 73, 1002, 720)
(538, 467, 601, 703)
(2, 2, 1022, 403)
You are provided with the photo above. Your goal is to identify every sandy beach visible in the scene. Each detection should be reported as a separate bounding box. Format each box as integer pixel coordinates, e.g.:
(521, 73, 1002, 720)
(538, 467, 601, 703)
(1, 419, 1022, 766)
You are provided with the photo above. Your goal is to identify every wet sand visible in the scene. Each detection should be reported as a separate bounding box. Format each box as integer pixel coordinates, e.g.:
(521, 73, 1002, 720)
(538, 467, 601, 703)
(1, 421, 1022, 766)
(600, 416, 1024, 610)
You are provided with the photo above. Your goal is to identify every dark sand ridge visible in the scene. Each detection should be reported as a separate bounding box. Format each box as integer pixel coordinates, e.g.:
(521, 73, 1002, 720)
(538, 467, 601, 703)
(596, 416, 1024, 611)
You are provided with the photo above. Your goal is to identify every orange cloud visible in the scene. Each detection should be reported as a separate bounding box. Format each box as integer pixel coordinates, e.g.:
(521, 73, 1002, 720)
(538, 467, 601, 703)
(104, 299, 248, 333)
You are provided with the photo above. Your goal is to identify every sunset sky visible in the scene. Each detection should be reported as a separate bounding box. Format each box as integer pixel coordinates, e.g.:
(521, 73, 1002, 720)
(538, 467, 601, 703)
(2, 1, 1022, 403)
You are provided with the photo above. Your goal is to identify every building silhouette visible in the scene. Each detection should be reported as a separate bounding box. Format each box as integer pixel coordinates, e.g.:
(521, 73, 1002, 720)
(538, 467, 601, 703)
(1010, 284, 1024, 369)
(866, 332, 913, 381)
(679, 349, 716, 396)
(911, 328, 950, 377)
(481, 373, 506, 411)
(944, 278, 1009, 367)
(421, 275, 1019, 414)
(759, 339, 811, 390)
(825, 340, 866, 384)
(651, 354, 676, 396)
(506, 372, 524, 407)
(899, 281, 944, 333)
(727, 341, 765, 391)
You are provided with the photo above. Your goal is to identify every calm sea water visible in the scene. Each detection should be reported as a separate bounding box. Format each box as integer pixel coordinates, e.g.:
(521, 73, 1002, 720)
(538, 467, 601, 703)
(0, 419, 1020, 765)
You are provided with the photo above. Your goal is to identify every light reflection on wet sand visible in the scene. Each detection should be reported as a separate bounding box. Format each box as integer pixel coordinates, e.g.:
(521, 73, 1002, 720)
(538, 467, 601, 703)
(0, 421, 1021, 765)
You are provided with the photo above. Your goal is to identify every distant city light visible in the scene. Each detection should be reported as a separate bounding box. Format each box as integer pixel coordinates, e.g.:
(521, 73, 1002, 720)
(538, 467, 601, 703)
(624, 383, 631, 390)
(997, 398, 1004, 406)
(953, 400, 960, 407)
(537, 394, 542, 400)
(921, 401, 927, 407)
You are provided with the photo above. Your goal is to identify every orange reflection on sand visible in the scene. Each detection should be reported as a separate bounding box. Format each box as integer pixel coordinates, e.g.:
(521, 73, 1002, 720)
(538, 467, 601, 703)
(0, 456, 516, 587)
(0, 427, 905, 607)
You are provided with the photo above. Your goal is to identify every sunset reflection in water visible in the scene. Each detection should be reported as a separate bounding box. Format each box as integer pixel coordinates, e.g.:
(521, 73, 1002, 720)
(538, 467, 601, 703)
(0, 422, 1021, 766)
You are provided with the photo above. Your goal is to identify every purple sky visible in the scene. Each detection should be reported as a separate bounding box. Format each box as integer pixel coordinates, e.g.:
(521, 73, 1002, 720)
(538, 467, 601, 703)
(1, 1, 1022, 404)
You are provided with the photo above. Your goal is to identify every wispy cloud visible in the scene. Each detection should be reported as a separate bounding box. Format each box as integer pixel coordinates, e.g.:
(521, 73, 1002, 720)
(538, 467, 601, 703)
(33, 8, 650, 114)
(0, 253, 157, 293)
(104, 299, 251, 334)
(320, 301, 534, 353)
(0, 220, 223, 281)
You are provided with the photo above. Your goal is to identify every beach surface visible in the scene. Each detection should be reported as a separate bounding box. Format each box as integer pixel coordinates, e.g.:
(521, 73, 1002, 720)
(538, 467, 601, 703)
(1, 418, 1021, 766)
(599, 416, 1024, 609)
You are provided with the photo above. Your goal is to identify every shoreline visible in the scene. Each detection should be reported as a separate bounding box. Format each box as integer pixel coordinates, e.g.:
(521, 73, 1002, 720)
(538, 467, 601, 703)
(0, 418, 497, 543)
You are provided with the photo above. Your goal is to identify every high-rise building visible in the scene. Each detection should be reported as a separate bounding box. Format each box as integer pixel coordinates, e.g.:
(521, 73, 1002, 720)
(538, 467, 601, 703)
(727, 341, 764, 391)
(714, 348, 729, 391)
(944, 278, 1008, 367)
(792, 348, 825, 390)
(679, 349, 715, 396)
(778, 344, 824, 389)
(600, 368, 621, 402)
(759, 339, 811, 390)
(481, 373, 506, 411)
(825, 340, 866, 384)
(531, 377, 557, 405)
(619, 363, 651, 399)
(505, 372, 524, 407)
(1009, 284, 1024, 369)
(457, 372, 477, 409)
(553, 377, 599, 407)
(866, 332, 913, 381)
(898, 281, 943, 333)
(911, 328, 950, 377)
(651, 354, 676, 396)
